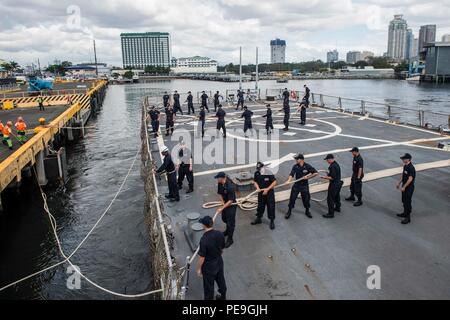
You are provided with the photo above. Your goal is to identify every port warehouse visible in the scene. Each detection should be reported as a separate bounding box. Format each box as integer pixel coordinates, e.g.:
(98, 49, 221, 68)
(422, 42, 450, 82)
(0, 81, 107, 199)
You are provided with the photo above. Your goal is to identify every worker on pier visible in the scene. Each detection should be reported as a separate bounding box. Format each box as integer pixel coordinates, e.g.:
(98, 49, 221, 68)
(396, 153, 416, 225)
(186, 91, 195, 114)
(262, 104, 274, 135)
(173, 90, 183, 115)
(201, 91, 210, 112)
(199, 106, 206, 138)
(165, 104, 175, 136)
(214, 172, 237, 248)
(163, 91, 170, 108)
(298, 99, 307, 125)
(282, 88, 290, 103)
(154, 145, 179, 202)
(38, 96, 44, 111)
(345, 147, 364, 206)
(236, 90, 244, 110)
(321, 154, 343, 219)
(0, 121, 4, 139)
(215, 104, 226, 138)
(15, 117, 27, 144)
(2, 121, 13, 150)
(241, 106, 254, 137)
(177, 138, 194, 194)
(148, 106, 160, 137)
(283, 99, 290, 131)
(285, 154, 318, 220)
(303, 84, 310, 107)
(213, 91, 222, 112)
(251, 162, 277, 230)
(197, 215, 227, 300)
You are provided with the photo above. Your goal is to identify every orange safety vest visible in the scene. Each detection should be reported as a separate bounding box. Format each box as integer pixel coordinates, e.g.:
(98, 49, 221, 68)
(3, 126, 11, 137)
(0, 123, 3, 132)
(16, 122, 27, 131)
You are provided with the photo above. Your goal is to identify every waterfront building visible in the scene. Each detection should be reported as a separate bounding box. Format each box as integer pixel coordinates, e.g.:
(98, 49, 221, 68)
(76, 63, 112, 77)
(341, 66, 395, 78)
(441, 34, 450, 43)
(423, 42, 450, 81)
(270, 39, 286, 64)
(346, 51, 362, 64)
(120, 32, 171, 69)
(170, 56, 218, 74)
(65, 65, 97, 79)
(418, 25, 436, 53)
(327, 50, 339, 63)
(0, 66, 8, 78)
(387, 15, 409, 61)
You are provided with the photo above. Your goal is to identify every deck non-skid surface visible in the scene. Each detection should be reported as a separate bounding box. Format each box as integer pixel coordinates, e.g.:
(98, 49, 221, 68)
(0, 105, 67, 161)
(150, 102, 450, 300)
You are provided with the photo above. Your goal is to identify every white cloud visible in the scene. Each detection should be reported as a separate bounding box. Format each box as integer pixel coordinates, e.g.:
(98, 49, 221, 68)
(0, 0, 449, 67)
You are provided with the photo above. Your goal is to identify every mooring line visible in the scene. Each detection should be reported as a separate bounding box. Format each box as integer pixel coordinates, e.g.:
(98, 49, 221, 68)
(0, 149, 164, 298)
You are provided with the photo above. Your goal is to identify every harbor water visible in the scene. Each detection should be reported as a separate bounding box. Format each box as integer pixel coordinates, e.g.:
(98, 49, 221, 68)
(0, 79, 449, 299)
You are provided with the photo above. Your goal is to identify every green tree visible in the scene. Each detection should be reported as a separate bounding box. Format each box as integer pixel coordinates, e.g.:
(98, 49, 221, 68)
(394, 61, 409, 73)
(354, 60, 369, 68)
(123, 70, 134, 79)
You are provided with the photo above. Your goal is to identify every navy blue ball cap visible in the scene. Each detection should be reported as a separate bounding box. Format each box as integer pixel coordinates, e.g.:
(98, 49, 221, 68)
(324, 154, 334, 160)
(294, 153, 304, 160)
(400, 153, 412, 160)
(214, 172, 226, 179)
(350, 147, 359, 152)
(199, 215, 213, 227)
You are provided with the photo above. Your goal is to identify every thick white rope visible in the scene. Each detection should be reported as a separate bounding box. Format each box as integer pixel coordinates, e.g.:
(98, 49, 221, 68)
(0, 149, 164, 298)
(202, 171, 329, 211)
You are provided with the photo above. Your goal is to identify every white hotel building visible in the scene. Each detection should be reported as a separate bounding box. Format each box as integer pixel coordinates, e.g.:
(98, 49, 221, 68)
(171, 56, 218, 74)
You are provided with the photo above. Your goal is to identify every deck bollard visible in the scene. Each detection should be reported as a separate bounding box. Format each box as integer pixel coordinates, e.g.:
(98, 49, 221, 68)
(191, 223, 204, 247)
(187, 212, 201, 230)
(320, 94, 324, 107)
(338, 97, 342, 110)
(361, 100, 366, 115)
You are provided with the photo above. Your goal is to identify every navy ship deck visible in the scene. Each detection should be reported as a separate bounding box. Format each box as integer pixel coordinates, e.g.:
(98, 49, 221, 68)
(148, 100, 450, 300)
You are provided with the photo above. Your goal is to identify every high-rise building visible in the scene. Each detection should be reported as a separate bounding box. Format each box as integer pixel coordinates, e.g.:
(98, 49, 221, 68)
(418, 25, 436, 53)
(360, 51, 374, 61)
(327, 50, 339, 63)
(410, 38, 419, 59)
(406, 29, 414, 60)
(442, 34, 450, 42)
(387, 15, 409, 61)
(346, 51, 362, 64)
(120, 32, 171, 68)
(270, 39, 286, 64)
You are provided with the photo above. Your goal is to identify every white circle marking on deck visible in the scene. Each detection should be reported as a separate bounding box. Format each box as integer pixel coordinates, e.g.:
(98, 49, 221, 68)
(224, 118, 342, 143)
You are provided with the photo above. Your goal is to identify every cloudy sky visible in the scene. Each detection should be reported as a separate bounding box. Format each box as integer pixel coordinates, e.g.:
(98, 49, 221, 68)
(0, 0, 449, 67)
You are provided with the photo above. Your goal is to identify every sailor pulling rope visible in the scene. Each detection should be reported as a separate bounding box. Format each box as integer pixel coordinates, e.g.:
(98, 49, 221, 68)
(202, 169, 329, 211)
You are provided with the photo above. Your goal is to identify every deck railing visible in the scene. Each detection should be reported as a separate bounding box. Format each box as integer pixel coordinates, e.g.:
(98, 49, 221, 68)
(141, 97, 182, 300)
(309, 92, 449, 130)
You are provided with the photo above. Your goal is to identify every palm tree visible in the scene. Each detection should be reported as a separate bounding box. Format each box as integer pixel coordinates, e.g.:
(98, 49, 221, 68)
(9, 61, 19, 71)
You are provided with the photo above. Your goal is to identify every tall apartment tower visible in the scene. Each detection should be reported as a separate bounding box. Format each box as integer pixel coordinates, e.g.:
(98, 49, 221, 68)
(327, 50, 339, 63)
(120, 32, 171, 68)
(387, 15, 409, 61)
(418, 25, 436, 53)
(270, 39, 286, 64)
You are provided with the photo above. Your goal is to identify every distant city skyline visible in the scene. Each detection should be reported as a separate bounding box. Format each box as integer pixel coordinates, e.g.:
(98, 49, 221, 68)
(0, 1, 449, 67)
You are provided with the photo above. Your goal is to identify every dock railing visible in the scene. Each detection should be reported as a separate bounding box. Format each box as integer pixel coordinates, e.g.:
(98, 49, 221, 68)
(141, 97, 181, 300)
(0, 80, 108, 192)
